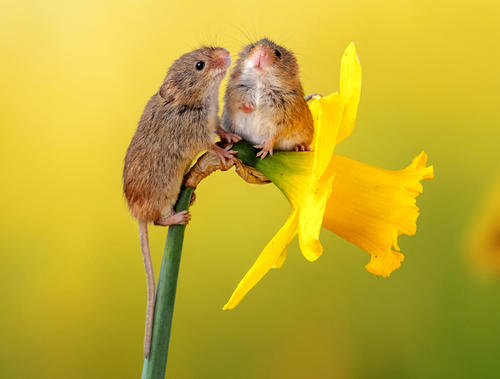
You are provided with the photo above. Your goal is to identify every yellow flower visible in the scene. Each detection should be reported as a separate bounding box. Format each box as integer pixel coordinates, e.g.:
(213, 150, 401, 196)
(467, 179, 500, 275)
(224, 43, 434, 310)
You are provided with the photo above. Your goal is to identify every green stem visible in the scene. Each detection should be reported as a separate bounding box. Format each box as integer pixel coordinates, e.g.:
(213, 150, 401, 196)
(233, 141, 259, 166)
(141, 186, 194, 379)
(140, 144, 258, 378)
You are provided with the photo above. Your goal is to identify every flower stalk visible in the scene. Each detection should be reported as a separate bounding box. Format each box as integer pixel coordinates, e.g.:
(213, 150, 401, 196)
(141, 186, 194, 379)
(139, 147, 255, 379)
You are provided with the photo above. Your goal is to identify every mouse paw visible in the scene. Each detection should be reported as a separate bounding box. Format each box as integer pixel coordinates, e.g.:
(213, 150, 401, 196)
(169, 210, 191, 225)
(240, 103, 255, 114)
(218, 128, 242, 143)
(213, 144, 237, 165)
(254, 138, 275, 159)
(293, 143, 311, 152)
(155, 210, 191, 226)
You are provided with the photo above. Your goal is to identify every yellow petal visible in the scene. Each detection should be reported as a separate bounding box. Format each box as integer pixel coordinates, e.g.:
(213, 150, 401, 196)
(298, 93, 341, 261)
(337, 42, 362, 145)
(323, 152, 434, 277)
(297, 43, 362, 261)
(223, 209, 299, 310)
(298, 168, 336, 261)
(257, 151, 329, 262)
(272, 249, 287, 269)
(308, 93, 342, 182)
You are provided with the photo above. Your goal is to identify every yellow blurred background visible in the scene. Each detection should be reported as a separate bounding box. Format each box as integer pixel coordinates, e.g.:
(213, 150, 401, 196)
(1, 0, 499, 378)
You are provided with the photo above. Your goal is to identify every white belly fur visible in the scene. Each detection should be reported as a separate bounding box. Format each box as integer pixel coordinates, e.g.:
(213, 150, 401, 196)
(232, 110, 271, 145)
(231, 79, 274, 145)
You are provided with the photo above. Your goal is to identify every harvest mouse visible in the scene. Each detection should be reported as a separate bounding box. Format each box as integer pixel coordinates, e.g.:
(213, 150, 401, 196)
(123, 46, 234, 358)
(222, 38, 314, 158)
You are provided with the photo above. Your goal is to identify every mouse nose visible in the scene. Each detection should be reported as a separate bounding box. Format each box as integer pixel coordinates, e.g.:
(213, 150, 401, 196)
(249, 46, 270, 70)
(214, 48, 231, 69)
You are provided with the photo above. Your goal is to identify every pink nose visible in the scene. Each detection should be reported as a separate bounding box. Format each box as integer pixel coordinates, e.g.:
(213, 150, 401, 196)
(250, 47, 270, 69)
(214, 49, 231, 69)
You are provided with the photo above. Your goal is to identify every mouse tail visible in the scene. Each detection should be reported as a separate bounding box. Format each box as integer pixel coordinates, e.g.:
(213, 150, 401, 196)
(139, 220, 155, 359)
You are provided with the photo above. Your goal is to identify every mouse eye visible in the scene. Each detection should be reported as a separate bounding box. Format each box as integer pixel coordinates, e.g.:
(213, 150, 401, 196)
(274, 49, 281, 58)
(195, 61, 205, 70)
(248, 45, 254, 53)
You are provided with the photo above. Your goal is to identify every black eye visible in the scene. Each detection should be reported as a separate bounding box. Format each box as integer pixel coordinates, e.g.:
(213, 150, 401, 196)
(195, 61, 205, 70)
(274, 49, 281, 58)
(248, 45, 254, 53)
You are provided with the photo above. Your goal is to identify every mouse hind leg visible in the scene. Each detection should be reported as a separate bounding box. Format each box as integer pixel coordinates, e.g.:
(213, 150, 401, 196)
(155, 194, 191, 226)
(154, 209, 191, 226)
(153, 170, 193, 226)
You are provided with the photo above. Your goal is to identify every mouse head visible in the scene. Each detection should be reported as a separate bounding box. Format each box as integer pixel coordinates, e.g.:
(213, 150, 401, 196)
(238, 38, 299, 81)
(160, 47, 231, 103)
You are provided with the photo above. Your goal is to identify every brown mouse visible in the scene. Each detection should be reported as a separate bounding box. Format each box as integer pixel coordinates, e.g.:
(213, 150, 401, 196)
(123, 46, 234, 358)
(222, 38, 314, 158)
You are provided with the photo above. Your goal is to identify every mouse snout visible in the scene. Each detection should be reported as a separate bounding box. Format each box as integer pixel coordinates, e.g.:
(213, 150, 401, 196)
(213, 48, 231, 70)
(249, 46, 271, 70)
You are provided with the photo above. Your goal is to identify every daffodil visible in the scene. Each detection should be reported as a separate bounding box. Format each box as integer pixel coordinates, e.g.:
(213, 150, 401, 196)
(224, 43, 434, 310)
(467, 179, 500, 275)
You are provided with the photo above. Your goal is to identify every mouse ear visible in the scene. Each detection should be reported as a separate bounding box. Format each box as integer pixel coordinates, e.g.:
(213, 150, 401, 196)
(158, 82, 169, 99)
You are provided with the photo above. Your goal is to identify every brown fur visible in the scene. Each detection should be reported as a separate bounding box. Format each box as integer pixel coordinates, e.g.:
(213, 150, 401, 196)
(222, 38, 313, 150)
(123, 46, 230, 359)
(123, 47, 229, 222)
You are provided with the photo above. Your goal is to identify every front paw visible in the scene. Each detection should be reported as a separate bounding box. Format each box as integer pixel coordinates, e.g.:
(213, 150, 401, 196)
(213, 144, 237, 164)
(240, 103, 255, 114)
(254, 138, 275, 159)
(218, 128, 242, 143)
